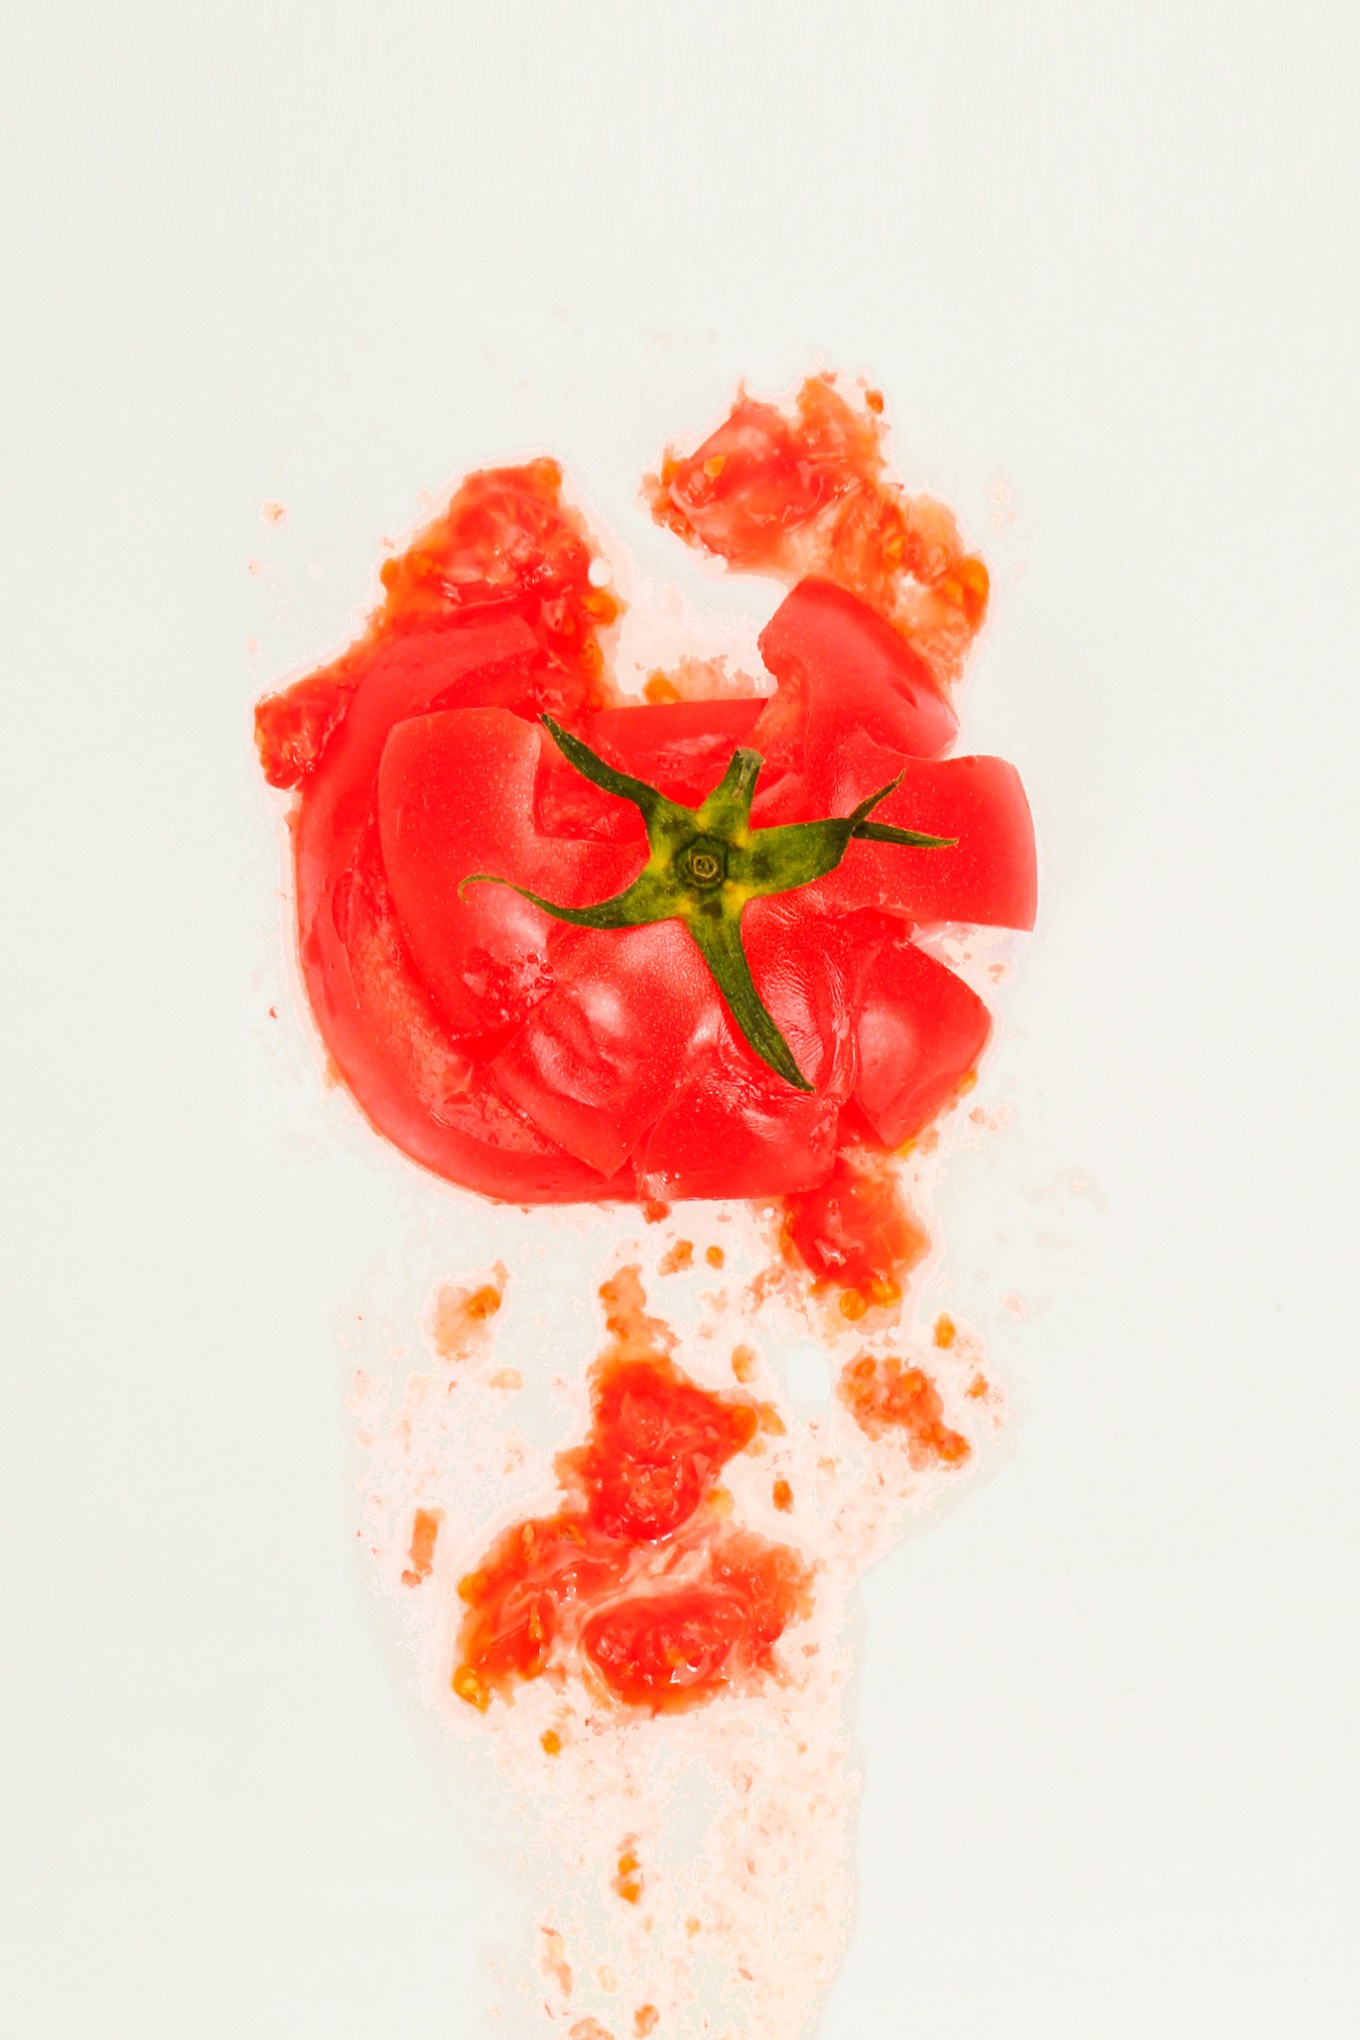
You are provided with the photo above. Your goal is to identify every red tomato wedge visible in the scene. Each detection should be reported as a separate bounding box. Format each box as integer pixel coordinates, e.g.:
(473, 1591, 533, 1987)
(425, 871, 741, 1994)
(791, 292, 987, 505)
(853, 936, 993, 1150)
(756, 576, 958, 762)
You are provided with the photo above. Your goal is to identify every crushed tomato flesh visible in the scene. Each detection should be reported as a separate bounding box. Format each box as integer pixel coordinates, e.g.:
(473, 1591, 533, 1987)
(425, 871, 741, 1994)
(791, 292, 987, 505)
(453, 1270, 811, 1713)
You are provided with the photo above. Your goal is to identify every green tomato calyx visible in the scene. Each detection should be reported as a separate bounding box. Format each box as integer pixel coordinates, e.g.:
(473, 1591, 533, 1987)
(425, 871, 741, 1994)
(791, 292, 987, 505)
(460, 714, 956, 1091)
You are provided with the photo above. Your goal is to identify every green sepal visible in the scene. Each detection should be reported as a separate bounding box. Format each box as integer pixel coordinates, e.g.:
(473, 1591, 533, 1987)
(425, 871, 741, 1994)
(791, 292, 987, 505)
(457, 715, 957, 1091)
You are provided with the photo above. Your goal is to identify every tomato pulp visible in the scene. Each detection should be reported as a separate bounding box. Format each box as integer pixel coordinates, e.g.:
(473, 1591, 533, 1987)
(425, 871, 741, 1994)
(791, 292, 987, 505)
(452, 1271, 810, 1714)
(256, 377, 1035, 1236)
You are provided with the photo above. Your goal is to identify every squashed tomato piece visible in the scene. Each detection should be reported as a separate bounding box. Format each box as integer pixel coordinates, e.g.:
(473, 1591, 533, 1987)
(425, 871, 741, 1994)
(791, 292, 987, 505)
(647, 375, 990, 689)
(756, 577, 957, 763)
(783, 1153, 930, 1310)
(582, 1589, 746, 1710)
(581, 1537, 811, 1712)
(456, 1513, 629, 1686)
(568, 1355, 758, 1541)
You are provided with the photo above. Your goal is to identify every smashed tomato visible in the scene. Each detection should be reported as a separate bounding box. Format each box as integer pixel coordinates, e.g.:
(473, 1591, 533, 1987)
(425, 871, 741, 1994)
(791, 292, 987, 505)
(256, 379, 1035, 1206)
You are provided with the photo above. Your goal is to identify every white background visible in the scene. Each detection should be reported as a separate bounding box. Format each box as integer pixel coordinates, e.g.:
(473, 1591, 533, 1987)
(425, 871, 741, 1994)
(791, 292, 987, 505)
(3, 3, 1358, 2034)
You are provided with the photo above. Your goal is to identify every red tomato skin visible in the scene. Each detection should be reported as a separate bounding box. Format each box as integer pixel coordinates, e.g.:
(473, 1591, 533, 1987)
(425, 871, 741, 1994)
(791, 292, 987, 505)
(292, 620, 632, 1201)
(853, 936, 993, 1149)
(782, 739, 1037, 934)
(487, 920, 714, 1178)
(377, 708, 643, 1040)
(757, 577, 958, 762)
(587, 698, 768, 803)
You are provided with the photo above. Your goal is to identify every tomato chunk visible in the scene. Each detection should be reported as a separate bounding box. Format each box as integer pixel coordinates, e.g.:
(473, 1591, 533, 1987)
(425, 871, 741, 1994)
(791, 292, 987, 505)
(377, 707, 642, 1040)
(783, 1153, 930, 1308)
(582, 1535, 811, 1712)
(570, 1356, 758, 1542)
(582, 1589, 747, 1709)
(455, 1513, 629, 1686)
(853, 937, 992, 1149)
(757, 578, 957, 762)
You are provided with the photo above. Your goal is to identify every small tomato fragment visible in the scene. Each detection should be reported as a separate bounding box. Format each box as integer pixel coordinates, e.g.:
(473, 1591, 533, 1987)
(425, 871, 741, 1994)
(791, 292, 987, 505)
(783, 1153, 930, 1305)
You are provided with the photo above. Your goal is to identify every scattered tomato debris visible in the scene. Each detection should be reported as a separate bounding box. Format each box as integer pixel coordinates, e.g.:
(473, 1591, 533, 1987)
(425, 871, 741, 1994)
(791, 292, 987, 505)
(541, 1926, 573, 1999)
(613, 1843, 643, 1905)
(431, 1266, 506, 1361)
(659, 1239, 694, 1274)
(451, 1664, 490, 1712)
(772, 1479, 794, 1513)
(838, 1353, 971, 1468)
(933, 1312, 957, 1349)
(400, 1506, 443, 1586)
